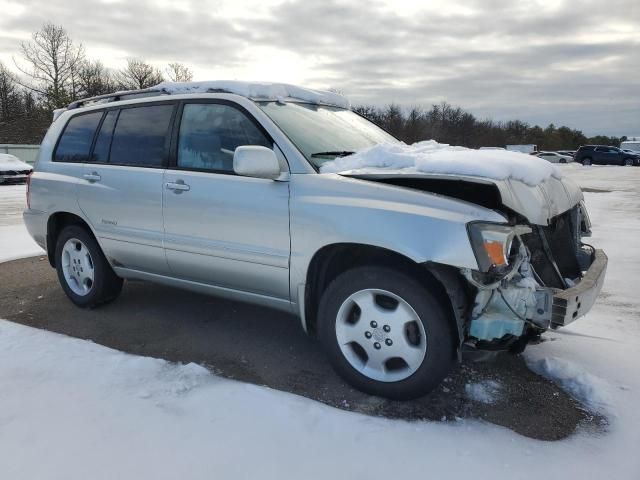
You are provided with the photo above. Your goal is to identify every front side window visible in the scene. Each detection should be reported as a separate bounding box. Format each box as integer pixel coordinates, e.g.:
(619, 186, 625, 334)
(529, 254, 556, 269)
(109, 104, 174, 167)
(177, 103, 271, 173)
(54, 112, 103, 162)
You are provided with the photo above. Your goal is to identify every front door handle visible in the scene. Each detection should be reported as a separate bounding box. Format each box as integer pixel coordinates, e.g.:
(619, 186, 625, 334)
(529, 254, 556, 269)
(165, 180, 190, 193)
(83, 172, 101, 182)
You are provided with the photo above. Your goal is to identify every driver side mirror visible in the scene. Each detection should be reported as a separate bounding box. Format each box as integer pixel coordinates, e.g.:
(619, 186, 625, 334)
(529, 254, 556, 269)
(233, 146, 282, 180)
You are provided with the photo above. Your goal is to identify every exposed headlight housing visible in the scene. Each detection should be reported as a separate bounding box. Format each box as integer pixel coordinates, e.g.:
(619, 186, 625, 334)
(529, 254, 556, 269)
(468, 223, 532, 272)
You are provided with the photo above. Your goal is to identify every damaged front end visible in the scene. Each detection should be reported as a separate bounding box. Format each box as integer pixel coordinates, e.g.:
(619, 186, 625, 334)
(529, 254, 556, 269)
(462, 203, 607, 354)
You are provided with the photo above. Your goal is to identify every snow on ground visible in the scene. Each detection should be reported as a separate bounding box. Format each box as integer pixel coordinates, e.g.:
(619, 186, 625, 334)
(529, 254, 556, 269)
(0, 185, 43, 262)
(320, 140, 561, 186)
(1, 167, 640, 478)
(465, 380, 502, 404)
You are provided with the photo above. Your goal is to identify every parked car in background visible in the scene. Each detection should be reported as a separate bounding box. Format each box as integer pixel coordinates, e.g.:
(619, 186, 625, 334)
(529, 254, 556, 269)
(620, 140, 640, 153)
(0, 153, 33, 184)
(574, 145, 640, 166)
(506, 144, 538, 154)
(557, 150, 576, 157)
(536, 151, 572, 163)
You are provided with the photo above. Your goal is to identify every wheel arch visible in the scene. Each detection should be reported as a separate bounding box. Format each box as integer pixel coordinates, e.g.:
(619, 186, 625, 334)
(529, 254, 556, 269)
(302, 242, 469, 351)
(46, 211, 97, 268)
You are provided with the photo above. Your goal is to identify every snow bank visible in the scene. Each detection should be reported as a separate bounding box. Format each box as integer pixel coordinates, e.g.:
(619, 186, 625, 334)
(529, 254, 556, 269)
(526, 357, 611, 413)
(154, 81, 350, 109)
(320, 140, 562, 187)
(0, 224, 44, 262)
(0, 185, 44, 261)
(0, 317, 635, 480)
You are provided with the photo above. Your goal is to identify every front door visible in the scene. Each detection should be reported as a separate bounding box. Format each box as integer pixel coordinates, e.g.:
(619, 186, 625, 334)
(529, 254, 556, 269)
(162, 101, 291, 300)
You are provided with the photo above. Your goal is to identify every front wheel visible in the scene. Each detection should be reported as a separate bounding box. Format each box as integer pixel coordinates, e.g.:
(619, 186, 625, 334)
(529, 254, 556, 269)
(318, 267, 455, 400)
(55, 225, 123, 308)
(582, 157, 592, 166)
(624, 158, 633, 166)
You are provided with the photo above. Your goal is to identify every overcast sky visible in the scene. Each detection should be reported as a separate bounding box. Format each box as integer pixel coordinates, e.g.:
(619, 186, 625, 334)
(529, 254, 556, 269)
(0, 0, 638, 136)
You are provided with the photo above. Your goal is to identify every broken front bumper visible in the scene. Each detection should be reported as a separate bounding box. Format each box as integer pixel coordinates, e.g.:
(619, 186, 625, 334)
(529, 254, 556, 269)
(551, 249, 608, 328)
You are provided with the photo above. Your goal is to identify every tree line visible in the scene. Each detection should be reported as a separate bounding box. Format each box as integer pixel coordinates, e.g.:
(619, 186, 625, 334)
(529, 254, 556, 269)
(0, 22, 626, 149)
(354, 103, 626, 151)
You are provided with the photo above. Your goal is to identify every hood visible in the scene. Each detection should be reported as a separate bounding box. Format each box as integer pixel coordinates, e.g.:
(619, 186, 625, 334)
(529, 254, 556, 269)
(339, 169, 583, 226)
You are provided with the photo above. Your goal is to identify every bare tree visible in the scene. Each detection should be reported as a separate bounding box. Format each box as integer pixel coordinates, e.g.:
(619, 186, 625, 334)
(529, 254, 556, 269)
(116, 58, 164, 90)
(165, 62, 193, 82)
(15, 23, 85, 108)
(77, 60, 115, 98)
(0, 62, 21, 121)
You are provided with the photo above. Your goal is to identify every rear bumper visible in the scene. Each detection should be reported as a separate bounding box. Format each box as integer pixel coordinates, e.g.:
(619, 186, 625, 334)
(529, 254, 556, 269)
(22, 208, 47, 251)
(551, 249, 607, 328)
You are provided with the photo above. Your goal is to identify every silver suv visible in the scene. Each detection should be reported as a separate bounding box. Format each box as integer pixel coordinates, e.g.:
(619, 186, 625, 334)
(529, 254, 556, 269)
(24, 81, 607, 399)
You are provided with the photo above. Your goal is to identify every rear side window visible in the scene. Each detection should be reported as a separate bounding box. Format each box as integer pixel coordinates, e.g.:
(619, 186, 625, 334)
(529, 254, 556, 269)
(109, 104, 174, 167)
(54, 112, 103, 162)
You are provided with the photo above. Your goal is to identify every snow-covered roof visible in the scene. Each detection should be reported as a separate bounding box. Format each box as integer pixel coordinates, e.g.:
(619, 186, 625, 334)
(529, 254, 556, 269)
(320, 140, 562, 187)
(153, 81, 351, 109)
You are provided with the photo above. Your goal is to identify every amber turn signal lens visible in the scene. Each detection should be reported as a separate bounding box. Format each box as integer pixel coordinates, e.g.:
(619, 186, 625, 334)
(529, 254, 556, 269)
(483, 240, 507, 266)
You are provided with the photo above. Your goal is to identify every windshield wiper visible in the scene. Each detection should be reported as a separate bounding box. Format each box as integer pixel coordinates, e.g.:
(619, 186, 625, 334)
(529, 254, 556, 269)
(310, 151, 355, 158)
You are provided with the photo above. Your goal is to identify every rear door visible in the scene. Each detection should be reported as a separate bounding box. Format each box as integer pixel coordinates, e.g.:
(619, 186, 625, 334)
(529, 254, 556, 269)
(51, 110, 104, 215)
(162, 101, 291, 300)
(76, 102, 176, 274)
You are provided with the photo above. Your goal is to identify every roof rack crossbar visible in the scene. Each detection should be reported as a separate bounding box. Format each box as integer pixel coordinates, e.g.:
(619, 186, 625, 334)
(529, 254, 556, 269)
(67, 88, 168, 110)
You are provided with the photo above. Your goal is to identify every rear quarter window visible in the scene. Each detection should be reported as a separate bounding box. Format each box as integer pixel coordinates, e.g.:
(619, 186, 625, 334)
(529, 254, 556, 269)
(54, 112, 103, 162)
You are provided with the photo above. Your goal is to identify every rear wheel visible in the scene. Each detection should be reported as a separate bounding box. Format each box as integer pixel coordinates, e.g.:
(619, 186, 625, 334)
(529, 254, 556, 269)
(55, 225, 123, 308)
(318, 266, 454, 400)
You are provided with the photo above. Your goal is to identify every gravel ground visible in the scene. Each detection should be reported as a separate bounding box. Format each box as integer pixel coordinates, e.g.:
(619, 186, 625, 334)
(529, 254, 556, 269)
(0, 255, 604, 440)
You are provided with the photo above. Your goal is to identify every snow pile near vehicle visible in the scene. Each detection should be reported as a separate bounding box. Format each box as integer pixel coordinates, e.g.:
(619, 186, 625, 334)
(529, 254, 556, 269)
(154, 80, 350, 109)
(320, 140, 562, 187)
(526, 356, 611, 413)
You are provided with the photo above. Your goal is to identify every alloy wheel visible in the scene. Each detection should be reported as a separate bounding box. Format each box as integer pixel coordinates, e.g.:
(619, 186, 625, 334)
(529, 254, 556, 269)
(335, 288, 427, 382)
(61, 238, 95, 296)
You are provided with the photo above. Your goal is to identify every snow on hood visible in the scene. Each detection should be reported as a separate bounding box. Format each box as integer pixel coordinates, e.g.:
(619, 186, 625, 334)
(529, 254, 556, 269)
(153, 81, 351, 109)
(320, 140, 562, 187)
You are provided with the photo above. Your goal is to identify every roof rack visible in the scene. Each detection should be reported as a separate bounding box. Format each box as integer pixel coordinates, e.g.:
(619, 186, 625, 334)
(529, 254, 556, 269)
(66, 88, 168, 110)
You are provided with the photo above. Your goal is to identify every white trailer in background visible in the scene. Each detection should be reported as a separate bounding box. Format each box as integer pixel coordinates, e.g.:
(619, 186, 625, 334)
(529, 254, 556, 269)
(506, 144, 538, 154)
(621, 139, 640, 153)
(0, 144, 40, 165)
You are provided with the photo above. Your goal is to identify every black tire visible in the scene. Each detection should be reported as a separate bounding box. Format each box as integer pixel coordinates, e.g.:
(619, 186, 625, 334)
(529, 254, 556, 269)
(582, 157, 592, 166)
(624, 158, 633, 166)
(54, 225, 123, 308)
(318, 266, 455, 400)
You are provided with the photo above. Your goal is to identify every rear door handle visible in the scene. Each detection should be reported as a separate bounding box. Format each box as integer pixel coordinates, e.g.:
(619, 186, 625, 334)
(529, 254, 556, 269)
(83, 172, 101, 182)
(165, 180, 190, 193)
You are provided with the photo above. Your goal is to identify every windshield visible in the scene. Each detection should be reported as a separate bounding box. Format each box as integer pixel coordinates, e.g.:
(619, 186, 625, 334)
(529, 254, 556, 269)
(257, 102, 398, 169)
